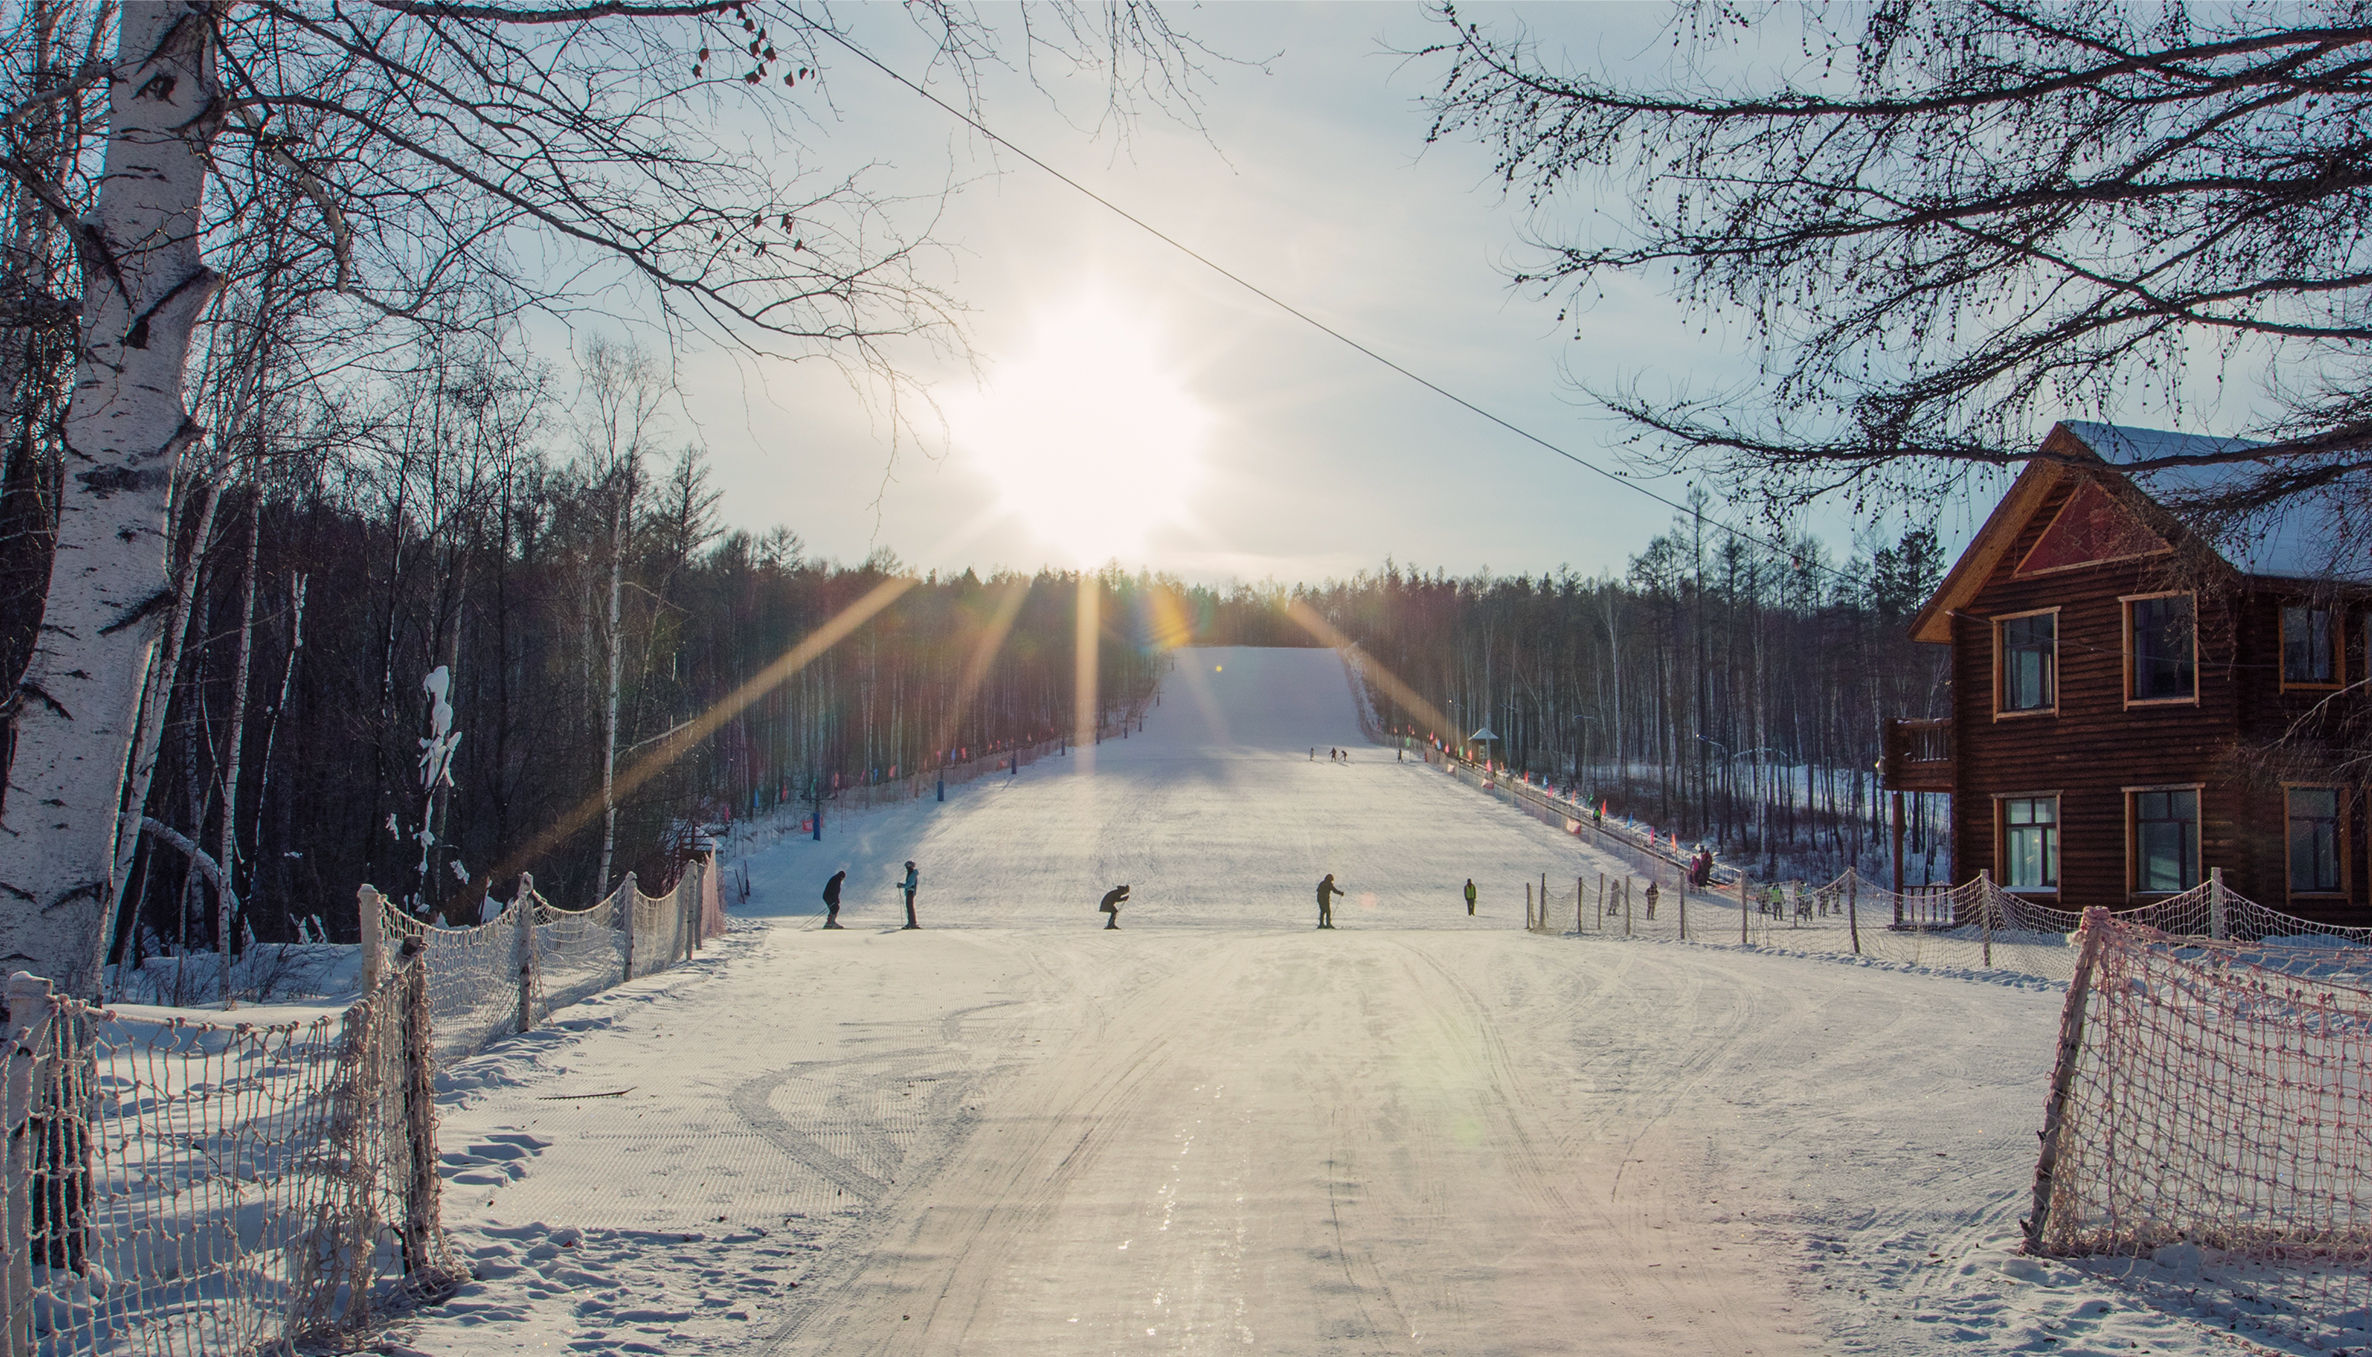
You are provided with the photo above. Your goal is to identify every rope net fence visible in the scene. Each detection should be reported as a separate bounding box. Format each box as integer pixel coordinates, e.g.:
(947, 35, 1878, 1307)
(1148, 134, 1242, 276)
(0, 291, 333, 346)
(0, 956, 462, 1357)
(2026, 911, 2372, 1350)
(375, 855, 722, 1065)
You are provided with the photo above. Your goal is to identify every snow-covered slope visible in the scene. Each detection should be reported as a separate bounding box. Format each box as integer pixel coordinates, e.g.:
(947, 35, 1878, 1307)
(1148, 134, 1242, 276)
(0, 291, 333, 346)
(390, 647, 2241, 1357)
(734, 644, 1607, 931)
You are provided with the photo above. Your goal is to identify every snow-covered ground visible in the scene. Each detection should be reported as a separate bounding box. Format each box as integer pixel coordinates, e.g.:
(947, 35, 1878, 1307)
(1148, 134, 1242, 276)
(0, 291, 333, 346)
(385, 647, 2264, 1356)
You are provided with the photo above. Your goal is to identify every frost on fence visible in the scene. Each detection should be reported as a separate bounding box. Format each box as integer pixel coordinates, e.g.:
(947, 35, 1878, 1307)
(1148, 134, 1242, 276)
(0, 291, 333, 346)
(2, 965, 459, 1356)
(530, 886, 624, 1019)
(2029, 913, 2372, 1350)
(371, 857, 716, 1066)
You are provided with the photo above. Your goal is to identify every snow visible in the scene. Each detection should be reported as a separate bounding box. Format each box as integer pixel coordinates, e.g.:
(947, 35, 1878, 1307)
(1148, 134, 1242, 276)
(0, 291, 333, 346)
(384, 646, 2270, 1355)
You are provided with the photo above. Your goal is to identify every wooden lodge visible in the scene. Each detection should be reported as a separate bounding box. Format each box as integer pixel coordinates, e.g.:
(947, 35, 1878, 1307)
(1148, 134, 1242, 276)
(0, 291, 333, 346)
(1879, 421, 2370, 923)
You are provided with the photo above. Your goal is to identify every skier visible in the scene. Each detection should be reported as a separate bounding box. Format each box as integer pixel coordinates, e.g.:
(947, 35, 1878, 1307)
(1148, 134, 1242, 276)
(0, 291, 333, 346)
(1316, 873, 1344, 928)
(821, 869, 846, 929)
(1099, 884, 1130, 929)
(898, 860, 921, 929)
(1644, 882, 1659, 921)
(1463, 878, 1477, 916)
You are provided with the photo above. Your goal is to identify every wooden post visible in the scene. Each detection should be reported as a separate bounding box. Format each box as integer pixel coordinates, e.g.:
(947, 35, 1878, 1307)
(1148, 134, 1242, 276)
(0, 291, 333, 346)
(1980, 868, 1995, 969)
(2026, 909, 2112, 1255)
(1540, 872, 1548, 932)
(2, 972, 49, 1357)
(358, 884, 388, 995)
(1526, 880, 1534, 931)
(1596, 872, 1605, 927)
(680, 872, 696, 963)
(397, 938, 444, 1278)
(617, 875, 637, 981)
(514, 873, 538, 1035)
(1847, 870, 1861, 956)
(1623, 878, 1632, 938)
(1677, 876, 1687, 941)
(1740, 872, 1751, 945)
(1890, 791, 1906, 913)
(1576, 876, 1585, 933)
(2208, 866, 2228, 940)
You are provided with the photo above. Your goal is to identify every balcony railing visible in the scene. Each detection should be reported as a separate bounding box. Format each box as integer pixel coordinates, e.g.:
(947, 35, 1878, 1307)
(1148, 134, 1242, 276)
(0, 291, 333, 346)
(1881, 717, 1954, 793)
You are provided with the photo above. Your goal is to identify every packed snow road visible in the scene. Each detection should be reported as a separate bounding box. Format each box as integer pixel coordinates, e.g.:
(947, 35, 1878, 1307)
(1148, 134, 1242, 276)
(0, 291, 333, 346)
(390, 648, 2218, 1356)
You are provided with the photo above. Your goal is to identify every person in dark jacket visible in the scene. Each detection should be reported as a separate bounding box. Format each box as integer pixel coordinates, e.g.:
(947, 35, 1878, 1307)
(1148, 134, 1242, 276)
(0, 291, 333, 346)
(898, 861, 920, 929)
(1316, 873, 1344, 928)
(822, 869, 846, 928)
(1099, 884, 1130, 929)
(1463, 878, 1477, 916)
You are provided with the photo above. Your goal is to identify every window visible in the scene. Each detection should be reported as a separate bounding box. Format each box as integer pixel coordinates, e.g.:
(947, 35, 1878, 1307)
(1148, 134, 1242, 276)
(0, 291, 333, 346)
(2133, 789, 2200, 893)
(2282, 605, 2338, 687)
(2002, 797, 2059, 890)
(2127, 594, 2196, 702)
(1998, 613, 2057, 713)
(2289, 787, 2343, 894)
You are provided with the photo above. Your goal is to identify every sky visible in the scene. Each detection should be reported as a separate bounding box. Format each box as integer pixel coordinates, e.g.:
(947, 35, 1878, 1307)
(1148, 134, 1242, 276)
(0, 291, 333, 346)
(635, 3, 2012, 586)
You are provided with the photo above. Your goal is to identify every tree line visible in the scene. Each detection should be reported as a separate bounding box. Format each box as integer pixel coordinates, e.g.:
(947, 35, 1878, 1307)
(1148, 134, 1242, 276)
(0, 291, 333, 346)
(1277, 504, 1954, 882)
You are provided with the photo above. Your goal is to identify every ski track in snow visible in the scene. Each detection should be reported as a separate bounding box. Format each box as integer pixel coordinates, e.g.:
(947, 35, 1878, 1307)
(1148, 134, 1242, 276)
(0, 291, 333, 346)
(380, 647, 2272, 1356)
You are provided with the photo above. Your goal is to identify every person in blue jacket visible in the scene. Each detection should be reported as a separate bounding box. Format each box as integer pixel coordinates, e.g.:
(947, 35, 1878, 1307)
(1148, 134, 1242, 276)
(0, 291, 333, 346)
(898, 860, 920, 929)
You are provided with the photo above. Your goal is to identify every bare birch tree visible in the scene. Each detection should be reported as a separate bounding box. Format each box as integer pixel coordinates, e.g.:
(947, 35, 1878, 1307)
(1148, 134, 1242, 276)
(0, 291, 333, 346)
(0, 0, 1211, 994)
(1424, 2, 2372, 541)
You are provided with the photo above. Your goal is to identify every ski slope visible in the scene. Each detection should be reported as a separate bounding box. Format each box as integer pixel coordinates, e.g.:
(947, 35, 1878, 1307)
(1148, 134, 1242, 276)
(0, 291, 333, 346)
(389, 647, 2241, 1357)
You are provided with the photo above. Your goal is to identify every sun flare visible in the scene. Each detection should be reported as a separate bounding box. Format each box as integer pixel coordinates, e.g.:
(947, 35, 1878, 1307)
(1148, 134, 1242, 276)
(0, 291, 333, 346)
(949, 295, 1209, 564)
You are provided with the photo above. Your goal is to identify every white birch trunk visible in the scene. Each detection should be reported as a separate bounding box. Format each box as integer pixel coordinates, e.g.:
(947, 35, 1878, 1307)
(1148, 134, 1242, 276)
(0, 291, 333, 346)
(214, 498, 256, 1007)
(2, 4, 222, 997)
(596, 473, 628, 893)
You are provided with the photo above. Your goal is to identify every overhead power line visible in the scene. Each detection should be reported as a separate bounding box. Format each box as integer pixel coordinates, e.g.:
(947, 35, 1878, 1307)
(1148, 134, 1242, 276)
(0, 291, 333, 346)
(802, 16, 1863, 586)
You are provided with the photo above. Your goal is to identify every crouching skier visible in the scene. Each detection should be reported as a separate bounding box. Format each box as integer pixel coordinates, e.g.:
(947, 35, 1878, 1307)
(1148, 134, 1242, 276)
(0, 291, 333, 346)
(822, 869, 846, 928)
(1099, 884, 1130, 929)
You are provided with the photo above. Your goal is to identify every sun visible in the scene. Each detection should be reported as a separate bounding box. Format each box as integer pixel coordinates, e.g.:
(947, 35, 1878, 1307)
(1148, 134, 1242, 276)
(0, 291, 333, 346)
(949, 295, 1209, 564)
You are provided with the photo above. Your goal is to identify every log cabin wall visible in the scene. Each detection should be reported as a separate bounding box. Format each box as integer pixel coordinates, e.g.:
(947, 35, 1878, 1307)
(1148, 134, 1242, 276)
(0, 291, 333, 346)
(1945, 472, 2368, 923)
(1949, 470, 2247, 911)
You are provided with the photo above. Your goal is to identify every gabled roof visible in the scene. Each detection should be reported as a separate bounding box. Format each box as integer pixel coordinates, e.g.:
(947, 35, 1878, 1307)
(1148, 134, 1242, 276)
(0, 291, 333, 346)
(1908, 421, 2363, 643)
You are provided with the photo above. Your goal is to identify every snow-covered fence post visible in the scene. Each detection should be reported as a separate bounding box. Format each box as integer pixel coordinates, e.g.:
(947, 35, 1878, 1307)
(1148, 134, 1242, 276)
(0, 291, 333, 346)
(679, 872, 696, 964)
(1980, 869, 1995, 969)
(514, 874, 538, 1035)
(358, 884, 388, 996)
(0, 972, 46, 1357)
(1847, 870, 1861, 956)
(2025, 909, 2110, 1255)
(2208, 867, 2228, 941)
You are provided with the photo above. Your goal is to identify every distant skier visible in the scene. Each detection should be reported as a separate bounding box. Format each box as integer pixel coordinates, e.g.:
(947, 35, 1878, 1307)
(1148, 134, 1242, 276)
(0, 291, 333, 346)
(898, 860, 920, 929)
(821, 869, 846, 929)
(1316, 873, 1344, 928)
(1099, 884, 1130, 929)
(1463, 878, 1476, 916)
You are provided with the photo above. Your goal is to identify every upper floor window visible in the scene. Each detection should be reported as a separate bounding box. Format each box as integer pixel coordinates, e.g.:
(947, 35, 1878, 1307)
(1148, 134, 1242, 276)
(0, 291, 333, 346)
(2287, 786, 2344, 895)
(2002, 796, 2059, 891)
(2281, 605, 2338, 687)
(2127, 593, 2196, 703)
(2132, 788, 2200, 893)
(1997, 612, 2057, 714)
